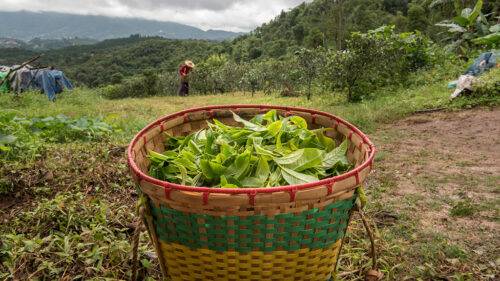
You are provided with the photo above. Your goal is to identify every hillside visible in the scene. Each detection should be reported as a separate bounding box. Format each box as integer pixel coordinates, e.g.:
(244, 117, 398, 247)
(0, 11, 242, 41)
(231, 0, 498, 61)
(0, 36, 222, 86)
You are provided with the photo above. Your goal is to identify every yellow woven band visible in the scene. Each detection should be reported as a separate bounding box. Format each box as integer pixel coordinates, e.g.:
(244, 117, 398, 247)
(159, 239, 342, 281)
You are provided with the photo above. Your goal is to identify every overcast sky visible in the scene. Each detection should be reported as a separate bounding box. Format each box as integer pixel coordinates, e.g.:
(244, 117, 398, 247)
(0, 0, 310, 32)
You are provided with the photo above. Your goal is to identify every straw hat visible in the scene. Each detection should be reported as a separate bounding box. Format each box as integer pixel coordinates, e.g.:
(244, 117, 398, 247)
(184, 60, 195, 68)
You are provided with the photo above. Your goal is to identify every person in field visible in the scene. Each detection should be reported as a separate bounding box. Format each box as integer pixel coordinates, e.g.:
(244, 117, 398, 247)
(178, 60, 195, 96)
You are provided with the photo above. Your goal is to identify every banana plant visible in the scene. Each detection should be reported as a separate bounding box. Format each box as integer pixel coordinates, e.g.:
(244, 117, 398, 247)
(472, 21, 500, 47)
(435, 0, 497, 54)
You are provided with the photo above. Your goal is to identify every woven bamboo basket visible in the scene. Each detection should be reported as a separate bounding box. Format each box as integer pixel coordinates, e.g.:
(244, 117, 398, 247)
(128, 105, 376, 281)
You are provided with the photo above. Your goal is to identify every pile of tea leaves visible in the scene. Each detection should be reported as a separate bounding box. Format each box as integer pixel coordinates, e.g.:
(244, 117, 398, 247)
(148, 110, 351, 188)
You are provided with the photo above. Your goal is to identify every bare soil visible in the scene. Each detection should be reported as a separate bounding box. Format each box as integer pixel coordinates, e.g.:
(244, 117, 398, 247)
(366, 106, 499, 280)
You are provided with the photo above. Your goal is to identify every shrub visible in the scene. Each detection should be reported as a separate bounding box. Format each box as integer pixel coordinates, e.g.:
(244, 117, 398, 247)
(324, 25, 431, 102)
(102, 71, 162, 99)
(472, 67, 500, 97)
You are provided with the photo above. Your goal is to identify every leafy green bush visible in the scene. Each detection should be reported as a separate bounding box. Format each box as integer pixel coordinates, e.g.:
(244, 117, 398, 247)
(324, 26, 432, 102)
(0, 113, 113, 161)
(102, 71, 162, 99)
(472, 67, 500, 97)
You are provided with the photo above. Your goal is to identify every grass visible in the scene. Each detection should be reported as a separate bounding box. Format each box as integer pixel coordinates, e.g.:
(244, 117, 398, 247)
(1, 64, 499, 280)
(0, 63, 479, 142)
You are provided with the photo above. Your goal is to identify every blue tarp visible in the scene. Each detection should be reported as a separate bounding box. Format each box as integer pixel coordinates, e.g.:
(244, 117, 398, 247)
(10, 68, 73, 101)
(464, 51, 497, 76)
(31, 70, 73, 101)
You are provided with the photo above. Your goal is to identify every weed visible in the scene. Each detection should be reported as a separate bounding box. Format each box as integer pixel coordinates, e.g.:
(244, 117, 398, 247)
(0, 192, 158, 280)
(450, 199, 477, 217)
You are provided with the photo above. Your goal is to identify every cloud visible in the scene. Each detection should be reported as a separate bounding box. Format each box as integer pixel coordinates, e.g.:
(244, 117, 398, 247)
(0, 0, 310, 32)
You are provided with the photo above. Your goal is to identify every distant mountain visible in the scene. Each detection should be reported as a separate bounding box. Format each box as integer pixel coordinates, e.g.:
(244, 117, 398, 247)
(0, 37, 99, 50)
(0, 11, 242, 41)
(0, 38, 27, 49)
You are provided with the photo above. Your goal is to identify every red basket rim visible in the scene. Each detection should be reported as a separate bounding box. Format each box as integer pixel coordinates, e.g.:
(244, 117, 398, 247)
(127, 104, 376, 195)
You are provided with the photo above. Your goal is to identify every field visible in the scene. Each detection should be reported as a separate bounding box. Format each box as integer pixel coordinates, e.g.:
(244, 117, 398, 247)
(1, 66, 499, 280)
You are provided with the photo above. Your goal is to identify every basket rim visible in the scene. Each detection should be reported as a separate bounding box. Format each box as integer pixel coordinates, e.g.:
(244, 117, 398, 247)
(127, 104, 376, 195)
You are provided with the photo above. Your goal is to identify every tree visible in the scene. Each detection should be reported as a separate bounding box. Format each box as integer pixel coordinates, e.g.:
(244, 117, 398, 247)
(305, 28, 324, 48)
(408, 3, 428, 32)
(293, 24, 306, 43)
(240, 65, 262, 97)
(324, 26, 429, 102)
(295, 48, 321, 100)
(248, 47, 263, 59)
(266, 40, 288, 58)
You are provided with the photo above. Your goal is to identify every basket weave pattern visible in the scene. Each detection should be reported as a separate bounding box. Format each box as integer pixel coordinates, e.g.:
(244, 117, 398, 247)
(128, 105, 375, 281)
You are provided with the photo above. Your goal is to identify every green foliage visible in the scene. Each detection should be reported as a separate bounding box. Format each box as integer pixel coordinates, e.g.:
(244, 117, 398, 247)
(0, 112, 113, 161)
(295, 48, 323, 100)
(449, 199, 477, 217)
(324, 26, 432, 102)
(148, 110, 351, 187)
(0, 112, 43, 161)
(471, 66, 500, 96)
(0, 36, 220, 88)
(305, 28, 325, 48)
(408, 3, 429, 32)
(102, 71, 161, 99)
(436, 0, 499, 54)
(0, 192, 146, 280)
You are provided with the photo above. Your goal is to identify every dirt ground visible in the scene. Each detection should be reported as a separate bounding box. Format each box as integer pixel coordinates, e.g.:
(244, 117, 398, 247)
(365, 106, 499, 280)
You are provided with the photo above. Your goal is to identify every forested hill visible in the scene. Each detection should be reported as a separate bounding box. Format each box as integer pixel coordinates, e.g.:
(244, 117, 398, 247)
(0, 11, 241, 41)
(230, 0, 498, 61)
(0, 36, 224, 86)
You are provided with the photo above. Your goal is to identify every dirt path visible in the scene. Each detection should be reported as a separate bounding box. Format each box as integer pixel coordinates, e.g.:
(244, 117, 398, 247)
(365, 107, 499, 280)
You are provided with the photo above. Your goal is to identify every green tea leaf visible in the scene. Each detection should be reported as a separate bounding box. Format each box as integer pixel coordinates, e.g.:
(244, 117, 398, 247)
(274, 148, 323, 172)
(316, 129, 335, 151)
(323, 140, 350, 169)
(267, 120, 283, 136)
(232, 111, 266, 132)
(228, 150, 251, 179)
(221, 175, 238, 188)
(200, 159, 216, 179)
(148, 111, 351, 188)
(256, 157, 270, 182)
(254, 142, 279, 157)
(280, 166, 319, 185)
(290, 116, 308, 129)
(262, 109, 278, 123)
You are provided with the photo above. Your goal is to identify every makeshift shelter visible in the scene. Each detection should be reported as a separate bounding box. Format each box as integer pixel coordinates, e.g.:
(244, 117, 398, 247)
(4, 66, 73, 101)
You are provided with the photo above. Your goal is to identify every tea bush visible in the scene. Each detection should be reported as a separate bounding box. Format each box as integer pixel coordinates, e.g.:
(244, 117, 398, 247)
(102, 71, 162, 99)
(323, 26, 432, 102)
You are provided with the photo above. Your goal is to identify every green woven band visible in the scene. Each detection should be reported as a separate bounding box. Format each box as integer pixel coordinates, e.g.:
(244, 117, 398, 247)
(150, 196, 355, 253)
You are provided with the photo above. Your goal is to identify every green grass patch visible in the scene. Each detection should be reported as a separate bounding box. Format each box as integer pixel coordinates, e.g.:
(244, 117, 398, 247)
(450, 199, 477, 217)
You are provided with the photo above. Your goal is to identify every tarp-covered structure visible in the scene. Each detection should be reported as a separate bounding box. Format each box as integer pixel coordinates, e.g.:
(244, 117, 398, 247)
(0, 66, 73, 101)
